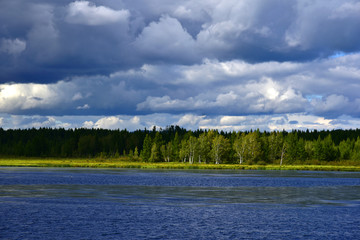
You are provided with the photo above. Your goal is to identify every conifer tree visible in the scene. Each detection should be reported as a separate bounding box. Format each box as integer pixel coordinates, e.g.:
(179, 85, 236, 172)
(141, 134, 152, 162)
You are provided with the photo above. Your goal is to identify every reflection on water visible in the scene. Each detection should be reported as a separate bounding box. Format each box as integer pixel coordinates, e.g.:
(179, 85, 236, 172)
(1, 168, 360, 239)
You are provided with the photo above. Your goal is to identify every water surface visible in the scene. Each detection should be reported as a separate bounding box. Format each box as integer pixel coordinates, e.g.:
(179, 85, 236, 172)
(1, 168, 360, 239)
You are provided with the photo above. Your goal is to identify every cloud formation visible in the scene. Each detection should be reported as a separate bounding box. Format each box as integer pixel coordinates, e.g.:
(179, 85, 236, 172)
(134, 15, 198, 63)
(2, 113, 360, 133)
(0, 0, 360, 130)
(1, 54, 360, 119)
(66, 1, 130, 26)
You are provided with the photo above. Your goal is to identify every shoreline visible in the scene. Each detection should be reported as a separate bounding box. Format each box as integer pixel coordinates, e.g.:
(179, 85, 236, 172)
(1, 158, 360, 172)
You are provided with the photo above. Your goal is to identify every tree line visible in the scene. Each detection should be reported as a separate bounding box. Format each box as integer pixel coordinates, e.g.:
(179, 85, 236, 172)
(1, 126, 360, 164)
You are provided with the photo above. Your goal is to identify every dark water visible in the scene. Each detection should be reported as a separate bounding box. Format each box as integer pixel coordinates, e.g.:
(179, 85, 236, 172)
(1, 168, 360, 239)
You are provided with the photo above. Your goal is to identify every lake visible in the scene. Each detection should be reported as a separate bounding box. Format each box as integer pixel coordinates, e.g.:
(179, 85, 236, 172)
(1, 168, 360, 239)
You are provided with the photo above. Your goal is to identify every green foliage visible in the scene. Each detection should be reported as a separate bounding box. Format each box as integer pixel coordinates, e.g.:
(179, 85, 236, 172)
(134, 147, 139, 158)
(313, 135, 338, 161)
(351, 137, 360, 161)
(148, 132, 163, 162)
(267, 131, 284, 163)
(2, 126, 360, 165)
(179, 139, 189, 163)
(140, 134, 152, 162)
(198, 133, 211, 163)
(233, 132, 246, 164)
(211, 134, 230, 164)
(78, 135, 96, 157)
(149, 143, 160, 162)
(244, 131, 262, 164)
(322, 135, 338, 161)
(1, 158, 359, 171)
(285, 132, 299, 163)
(339, 138, 352, 160)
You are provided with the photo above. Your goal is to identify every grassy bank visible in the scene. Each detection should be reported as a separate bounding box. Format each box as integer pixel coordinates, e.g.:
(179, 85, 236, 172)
(1, 158, 360, 171)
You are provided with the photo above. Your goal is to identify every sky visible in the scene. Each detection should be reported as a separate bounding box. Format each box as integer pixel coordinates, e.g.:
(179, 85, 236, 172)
(1, 0, 360, 131)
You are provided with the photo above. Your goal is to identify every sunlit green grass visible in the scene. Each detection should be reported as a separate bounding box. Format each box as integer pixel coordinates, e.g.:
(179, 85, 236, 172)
(1, 158, 360, 171)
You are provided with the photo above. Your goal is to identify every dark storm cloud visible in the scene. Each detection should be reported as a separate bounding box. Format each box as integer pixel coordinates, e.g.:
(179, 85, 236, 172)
(1, 0, 360, 84)
(0, 0, 134, 83)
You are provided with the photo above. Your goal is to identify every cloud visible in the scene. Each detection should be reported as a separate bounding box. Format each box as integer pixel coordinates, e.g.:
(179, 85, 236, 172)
(93, 116, 123, 129)
(194, 0, 295, 60)
(72, 92, 84, 101)
(83, 120, 94, 128)
(0, 38, 26, 55)
(25, 3, 59, 62)
(82, 116, 143, 130)
(2, 0, 360, 85)
(134, 53, 360, 118)
(331, 2, 360, 19)
(136, 76, 308, 115)
(285, 0, 360, 53)
(311, 94, 351, 117)
(173, 6, 193, 19)
(134, 15, 198, 63)
(1, 115, 72, 129)
(1, 52, 360, 120)
(29, 116, 72, 129)
(2, 112, 360, 132)
(0, 74, 141, 115)
(66, 1, 130, 26)
(137, 96, 194, 112)
(220, 116, 246, 125)
(1, 0, 360, 131)
(176, 114, 208, 127)
(0, 83, 60, 112)
(77, 104, 90, 110)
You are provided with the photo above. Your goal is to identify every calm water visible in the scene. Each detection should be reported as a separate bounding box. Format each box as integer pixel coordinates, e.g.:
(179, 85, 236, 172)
(1, 168, 360, 240)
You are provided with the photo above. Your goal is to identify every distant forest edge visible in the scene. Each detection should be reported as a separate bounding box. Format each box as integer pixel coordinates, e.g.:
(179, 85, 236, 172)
(1, 126, 360, 165)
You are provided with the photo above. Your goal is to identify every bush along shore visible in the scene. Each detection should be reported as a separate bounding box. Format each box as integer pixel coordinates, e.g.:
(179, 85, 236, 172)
(1, 157, 360, 172)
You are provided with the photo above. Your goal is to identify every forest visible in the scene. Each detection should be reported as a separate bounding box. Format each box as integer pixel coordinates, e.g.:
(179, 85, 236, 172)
(1, 126, 360, 165)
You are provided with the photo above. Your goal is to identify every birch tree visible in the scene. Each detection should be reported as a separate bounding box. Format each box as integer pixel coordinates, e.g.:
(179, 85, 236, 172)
(211, 134, 230, 164)
(198, 133, 211, 163)
(244, 131, 262, 164)
(233, 132, 246, 164)
(179, 139, 189, 162)
(160, 142, 172, 162)
(188, 136, 197, 164)
(280, 143, 286, 166)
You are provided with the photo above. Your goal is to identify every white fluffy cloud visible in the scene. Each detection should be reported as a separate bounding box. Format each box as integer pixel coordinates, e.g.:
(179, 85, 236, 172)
(219, 116, 246, 125)
(88, 116, 142, 130)
(134, 15, 198, 62)
(0, 83, 60, 112)
(1, 52, 360, 120)
(66, 1, 130, 25)
(0, 74, 141, 115)
(94, 116, 123, 129)
(2, 112, 360, 132)
(136, 78, 307, 115)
